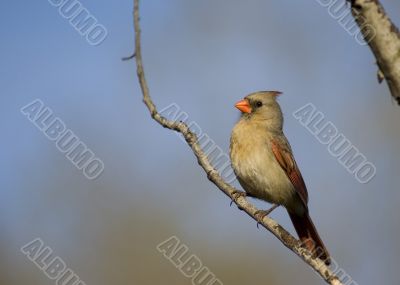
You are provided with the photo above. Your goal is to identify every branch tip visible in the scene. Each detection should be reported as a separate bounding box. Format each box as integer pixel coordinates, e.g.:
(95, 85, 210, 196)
(122, 52, 136, 61)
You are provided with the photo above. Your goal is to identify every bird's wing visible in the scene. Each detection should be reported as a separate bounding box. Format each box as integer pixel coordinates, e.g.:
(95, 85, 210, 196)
(271, 138, 308, 206)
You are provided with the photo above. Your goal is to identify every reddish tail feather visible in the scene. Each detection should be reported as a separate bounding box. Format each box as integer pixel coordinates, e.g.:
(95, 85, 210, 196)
(288, 211, 331, 265)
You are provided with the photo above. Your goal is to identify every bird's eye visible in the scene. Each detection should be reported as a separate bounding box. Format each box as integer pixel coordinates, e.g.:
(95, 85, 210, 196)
(256, 101, 263, 107)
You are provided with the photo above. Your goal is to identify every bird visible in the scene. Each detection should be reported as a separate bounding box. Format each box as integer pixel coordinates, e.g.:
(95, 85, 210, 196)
(229, 91, 330, 265)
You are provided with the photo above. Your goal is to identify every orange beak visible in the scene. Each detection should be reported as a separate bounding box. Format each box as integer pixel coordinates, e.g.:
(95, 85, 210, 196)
(235, 99, 252, 113)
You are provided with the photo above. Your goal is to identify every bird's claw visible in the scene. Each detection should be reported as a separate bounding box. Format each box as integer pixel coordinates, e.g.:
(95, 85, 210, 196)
(230, 191, 246, 208)
(255, 204, 279, 228)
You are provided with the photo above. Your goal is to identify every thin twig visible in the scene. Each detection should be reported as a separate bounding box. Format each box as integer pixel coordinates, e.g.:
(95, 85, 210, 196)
(131, 1, 344, 284)
(122, 52, 136, 61)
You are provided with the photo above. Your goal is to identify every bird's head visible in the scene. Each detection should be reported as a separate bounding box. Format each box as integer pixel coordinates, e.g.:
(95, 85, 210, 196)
(235, 91, 283, 130)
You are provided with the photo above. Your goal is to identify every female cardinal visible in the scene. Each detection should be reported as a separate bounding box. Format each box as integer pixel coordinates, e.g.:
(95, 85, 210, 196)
(230, 91, 330, 264)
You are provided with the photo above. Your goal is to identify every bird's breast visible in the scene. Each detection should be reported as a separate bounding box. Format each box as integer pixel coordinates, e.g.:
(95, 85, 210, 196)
(230, 122, 296, 206)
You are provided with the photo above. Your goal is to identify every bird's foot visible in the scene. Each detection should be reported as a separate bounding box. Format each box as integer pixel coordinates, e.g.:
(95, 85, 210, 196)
(255, 204, 279, 228)
(230, 190, 246, 209)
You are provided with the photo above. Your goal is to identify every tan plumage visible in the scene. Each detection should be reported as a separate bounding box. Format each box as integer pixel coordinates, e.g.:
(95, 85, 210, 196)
(230, 91, 330, 264)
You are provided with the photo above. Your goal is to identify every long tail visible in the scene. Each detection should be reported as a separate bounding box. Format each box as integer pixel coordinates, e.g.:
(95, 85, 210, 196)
(288, 211, 331, 265)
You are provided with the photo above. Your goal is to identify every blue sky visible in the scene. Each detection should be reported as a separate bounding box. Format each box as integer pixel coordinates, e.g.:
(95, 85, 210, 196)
(1, 1, 400, 284)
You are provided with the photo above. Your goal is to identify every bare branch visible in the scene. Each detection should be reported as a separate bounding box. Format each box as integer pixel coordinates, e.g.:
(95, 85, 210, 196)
(349, 0, 400, 104)
(131, 1, 345, 284)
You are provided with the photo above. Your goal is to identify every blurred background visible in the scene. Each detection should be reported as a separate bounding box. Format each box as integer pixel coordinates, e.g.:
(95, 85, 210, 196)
(1, 0, 400, 284)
